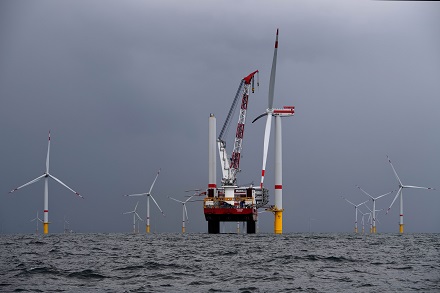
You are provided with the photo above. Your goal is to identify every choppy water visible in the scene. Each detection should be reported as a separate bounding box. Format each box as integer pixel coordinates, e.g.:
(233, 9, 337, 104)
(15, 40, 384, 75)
(0, 233, 439, 292)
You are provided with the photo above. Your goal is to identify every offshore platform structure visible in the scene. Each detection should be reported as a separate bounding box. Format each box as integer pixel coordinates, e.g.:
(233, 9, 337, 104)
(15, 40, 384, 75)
(205, 71, 269, 234)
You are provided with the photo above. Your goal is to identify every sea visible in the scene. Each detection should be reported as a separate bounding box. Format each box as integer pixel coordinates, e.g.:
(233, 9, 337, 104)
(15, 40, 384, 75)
(0, 233, 439, 292)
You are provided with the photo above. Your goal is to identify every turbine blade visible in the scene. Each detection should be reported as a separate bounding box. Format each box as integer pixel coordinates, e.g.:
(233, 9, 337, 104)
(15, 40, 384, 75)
(123, 211, 134, 215)
(376, 190, 394, 200)
(184, 205, 189, 221)
(48, 174, 83, 198)
(356, 185, 373, 199)
(341, 196, 355, 207)
(268, 28, 279, 109)
(135, 212, 143, 221)
(260, 114, 272, 187)
(46, 131, 51, 173)
(403, 185, 435, 190)
(148, 169, 161, 194)
(184, 195, 194, 203)
(168, 196, 184, 204)
(134, 201, 139, 212)
(387, 155, 403, 186)
(362, 202, 372, 212)
(386, 187, 402, 214)
(9, 174, 46, 194)
(358, 199, 370, 207)
(150, 194, 165, 216)
(123, 193, 148, 197)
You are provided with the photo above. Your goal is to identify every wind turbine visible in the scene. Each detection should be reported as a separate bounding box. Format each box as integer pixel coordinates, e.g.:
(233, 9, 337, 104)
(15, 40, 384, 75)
(386, 155, 436, 233)
(341, 196, 369, 233)
(362, 203, 383, 233)
(9, 131, 83, 234)
(358, 210, 369, 234)
(30, 211, 43, 234)
(123, 169, 165, 233)
(356, 186, 394, 233)
(123, 201, 143, 233)
(252, 29, 295, 234)
(168, 195, 194, 233)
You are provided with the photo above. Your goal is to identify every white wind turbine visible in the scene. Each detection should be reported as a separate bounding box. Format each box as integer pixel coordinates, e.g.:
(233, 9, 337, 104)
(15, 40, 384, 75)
(252, 29, 294, 234)
(123, 201, 143, 233)
(9, 131, 83, 234)
(341, 196, 369, 233)
(30, 211, 43, 234)
(356, 186, 394, 233)
(123, 169, 165, 233)
(386, 155, 436, 233)
(168, 195, 194, 233)
(362, 203, 384, 233)
(357, 210, 369, 235)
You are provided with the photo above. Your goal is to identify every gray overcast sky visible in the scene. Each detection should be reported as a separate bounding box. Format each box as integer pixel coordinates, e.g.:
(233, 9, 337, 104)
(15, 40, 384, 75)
(1, 0, 439, 234)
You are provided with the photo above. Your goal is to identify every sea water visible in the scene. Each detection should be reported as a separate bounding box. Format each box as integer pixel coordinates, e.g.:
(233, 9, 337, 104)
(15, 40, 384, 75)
(1, 233, 439, 292)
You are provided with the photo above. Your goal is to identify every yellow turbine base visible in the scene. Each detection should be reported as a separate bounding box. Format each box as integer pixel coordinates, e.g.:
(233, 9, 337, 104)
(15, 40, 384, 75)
(399, 224, 404, 234)
(274, 209, 283, 234)
(182, 227, 185, 233)
(373, 226, 377, 234)
(43, 223, 49, 234)
(355, 227, 358, 234)
(146, 225, 150, 233)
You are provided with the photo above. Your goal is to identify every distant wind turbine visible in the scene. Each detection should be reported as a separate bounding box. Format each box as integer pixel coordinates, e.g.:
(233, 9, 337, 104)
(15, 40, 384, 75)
(9, 131, 83, 234)
(362, 203, 383, 233)
(358, 210, 369, 235)
(168, 195, 194, 233)
(123, 169, 165, 233)
(386, 155, 436, 233)
(356, 185, 394, 233)
(341, 196, 369, 233)
(30, 211, 43, 234)
(123, 201, 143, 233)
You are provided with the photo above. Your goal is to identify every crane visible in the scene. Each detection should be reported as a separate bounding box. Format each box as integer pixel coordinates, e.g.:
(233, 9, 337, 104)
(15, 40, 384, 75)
(217, 70, 259, 186)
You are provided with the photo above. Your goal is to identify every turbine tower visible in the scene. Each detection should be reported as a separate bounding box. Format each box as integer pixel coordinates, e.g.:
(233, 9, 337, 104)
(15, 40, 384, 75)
(9, 131, 83, 234)
(123, 201, 143, 233)
(253, 29, 294, 234)
(168, 195, 194, 233)
(356, 186, 393, 233)
(123, 169, 165, 233)
(386, 155, 436, 233)
(341, 196, 369, 233)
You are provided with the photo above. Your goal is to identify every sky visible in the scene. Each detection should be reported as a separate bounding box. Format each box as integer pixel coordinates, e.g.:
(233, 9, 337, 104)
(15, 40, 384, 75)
(1, 0, 439, 234)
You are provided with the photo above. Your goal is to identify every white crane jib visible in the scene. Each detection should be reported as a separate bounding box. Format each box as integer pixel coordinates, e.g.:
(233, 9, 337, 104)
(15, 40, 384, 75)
(217, 70, 259, 186)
